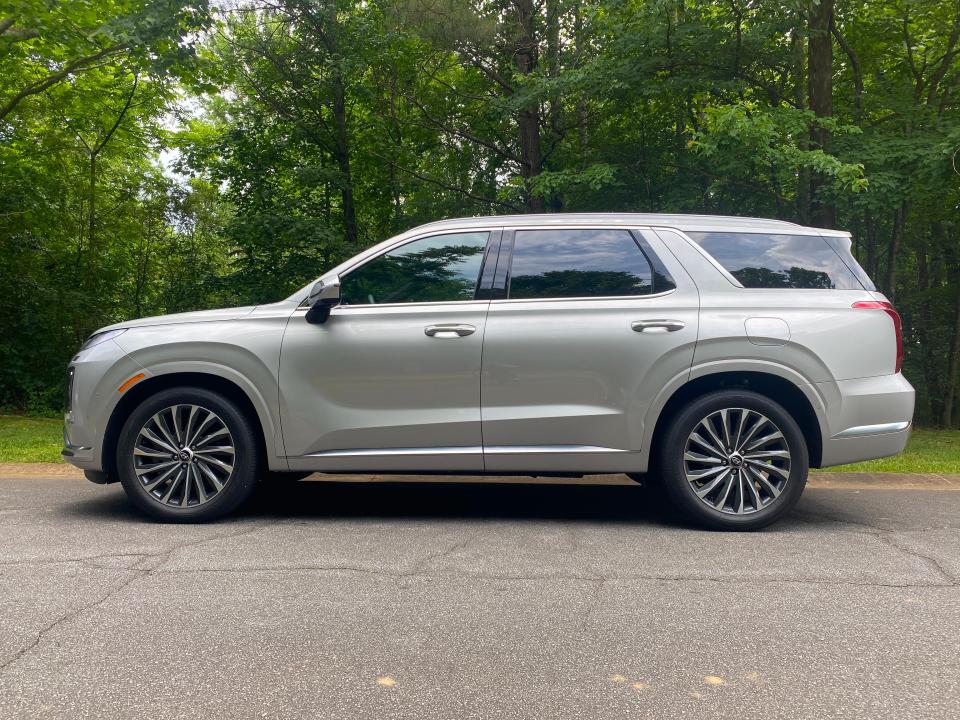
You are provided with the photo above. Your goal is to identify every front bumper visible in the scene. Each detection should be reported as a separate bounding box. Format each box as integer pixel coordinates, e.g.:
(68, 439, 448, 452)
(62, 415, 96, 469)
(60, 339, 147, 476)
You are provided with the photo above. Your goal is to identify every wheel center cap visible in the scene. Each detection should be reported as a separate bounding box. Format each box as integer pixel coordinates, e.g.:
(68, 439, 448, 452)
(729, 453, 743, 467)
(178, 449, 192, 462)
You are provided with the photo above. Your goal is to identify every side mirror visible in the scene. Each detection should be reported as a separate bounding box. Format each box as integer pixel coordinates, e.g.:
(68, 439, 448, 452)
(305, 279, 341, 325)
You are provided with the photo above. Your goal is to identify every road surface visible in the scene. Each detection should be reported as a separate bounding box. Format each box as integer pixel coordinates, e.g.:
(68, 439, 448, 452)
(0, 473, 958, 719)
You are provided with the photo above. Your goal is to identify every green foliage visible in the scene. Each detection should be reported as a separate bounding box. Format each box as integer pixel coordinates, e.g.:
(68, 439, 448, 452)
(1, 0, 959, 427)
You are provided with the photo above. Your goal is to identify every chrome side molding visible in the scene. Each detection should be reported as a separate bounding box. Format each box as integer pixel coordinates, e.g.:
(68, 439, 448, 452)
(833, 421, 910, 439)
(304, 445, 628, 458)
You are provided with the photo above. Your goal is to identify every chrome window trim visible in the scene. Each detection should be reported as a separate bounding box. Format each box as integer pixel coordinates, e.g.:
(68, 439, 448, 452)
(489, 288, 677, 305)
(294, 299, 490, 312)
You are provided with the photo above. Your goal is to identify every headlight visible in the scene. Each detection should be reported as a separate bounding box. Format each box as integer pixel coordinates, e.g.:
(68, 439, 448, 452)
(80, 328, 127, 351)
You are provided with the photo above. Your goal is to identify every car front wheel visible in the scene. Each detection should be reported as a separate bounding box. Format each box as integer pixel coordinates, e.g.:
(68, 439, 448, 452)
(116, 387, 261, 522)
(659, 390, 808, 531)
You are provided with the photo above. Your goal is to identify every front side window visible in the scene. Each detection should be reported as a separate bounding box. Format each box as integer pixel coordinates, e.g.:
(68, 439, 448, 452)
(686, 232, 864, 290)
(508, 229, 671, 299)
(341, 232, 489, 305)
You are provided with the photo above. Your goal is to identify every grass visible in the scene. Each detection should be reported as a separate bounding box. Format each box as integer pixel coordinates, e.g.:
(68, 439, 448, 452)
(0, 414, 64, 463)
(0, 415, 956, 473)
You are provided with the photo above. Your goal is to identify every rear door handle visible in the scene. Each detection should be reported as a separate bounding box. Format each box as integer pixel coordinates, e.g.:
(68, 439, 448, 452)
(424, 324, 476, 338)
(632, 319, 685, 333)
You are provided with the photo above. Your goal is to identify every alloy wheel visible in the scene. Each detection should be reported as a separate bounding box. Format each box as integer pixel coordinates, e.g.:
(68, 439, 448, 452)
(683, 408, 791, 515)
(132, 404, 235, 508)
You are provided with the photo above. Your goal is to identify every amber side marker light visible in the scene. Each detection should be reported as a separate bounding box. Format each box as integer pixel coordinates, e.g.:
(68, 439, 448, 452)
(118, 373, 146, 393)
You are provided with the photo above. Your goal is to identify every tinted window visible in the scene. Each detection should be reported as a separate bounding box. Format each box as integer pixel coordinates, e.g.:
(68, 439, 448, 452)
(341, 232, 488, 305)
(508, 229, 670, 299)
(822, 234, 877, 291)
(686, 232, 864, 290)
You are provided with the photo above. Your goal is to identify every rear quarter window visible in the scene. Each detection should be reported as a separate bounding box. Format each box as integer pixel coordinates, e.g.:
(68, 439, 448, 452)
(686, 232, 865, 290)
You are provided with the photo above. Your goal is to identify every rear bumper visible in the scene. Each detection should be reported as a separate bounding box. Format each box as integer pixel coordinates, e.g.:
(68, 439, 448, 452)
(818, 373, 915, 467)
(820, 424, 911, 467)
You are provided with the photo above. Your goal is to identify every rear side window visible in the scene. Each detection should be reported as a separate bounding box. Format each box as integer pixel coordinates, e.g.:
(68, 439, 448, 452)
(686, 232, 865, 290)
(507, 229, 675, 299)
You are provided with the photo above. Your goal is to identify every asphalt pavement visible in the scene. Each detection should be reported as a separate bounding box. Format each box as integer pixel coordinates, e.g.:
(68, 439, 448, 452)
(1, 473, 958, 719)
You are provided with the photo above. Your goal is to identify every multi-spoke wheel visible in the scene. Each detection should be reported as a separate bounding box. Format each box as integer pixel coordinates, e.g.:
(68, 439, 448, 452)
(117, 388, 260, 522)
(684, 408, 790, 515)
(660, 390, 808, 530)
(133, 405, 236, 508)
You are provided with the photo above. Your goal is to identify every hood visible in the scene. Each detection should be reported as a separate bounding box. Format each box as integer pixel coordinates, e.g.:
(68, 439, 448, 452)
(100, 305, 258, 332)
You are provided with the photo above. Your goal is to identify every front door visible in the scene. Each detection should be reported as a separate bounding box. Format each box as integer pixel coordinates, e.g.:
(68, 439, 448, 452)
(280, 229, 498, 472)
(480, 226, 699, 472)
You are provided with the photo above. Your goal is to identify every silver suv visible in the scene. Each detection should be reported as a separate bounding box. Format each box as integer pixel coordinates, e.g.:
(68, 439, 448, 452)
(63, 214, 914, 529)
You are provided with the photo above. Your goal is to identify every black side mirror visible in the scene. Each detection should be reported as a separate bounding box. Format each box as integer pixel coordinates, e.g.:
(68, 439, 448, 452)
(305, 279, 341, 325)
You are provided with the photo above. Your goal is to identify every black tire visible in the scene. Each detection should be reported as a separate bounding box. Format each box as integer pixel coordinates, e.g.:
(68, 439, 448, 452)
(266, 471, 314, 483)
(116, 387, 261, 522)
(658, 390, 808, 531)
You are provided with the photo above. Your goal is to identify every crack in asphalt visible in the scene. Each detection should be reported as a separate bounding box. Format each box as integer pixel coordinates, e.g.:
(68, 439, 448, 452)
(877, 534, 957, 585)
(792, 508, 958, 585)
(0, 523, 270, 674)
(0, 568, 144, 675)
(579, 578, 606, 635)
(145, 563, 957, 590)
(2, 498, 958, 675)
(409, 533, 475, 574)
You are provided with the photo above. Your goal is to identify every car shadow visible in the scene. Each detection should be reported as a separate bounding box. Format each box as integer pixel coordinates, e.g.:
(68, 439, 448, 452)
(64, 477, 847, 531)
(239, 478, 682, 525)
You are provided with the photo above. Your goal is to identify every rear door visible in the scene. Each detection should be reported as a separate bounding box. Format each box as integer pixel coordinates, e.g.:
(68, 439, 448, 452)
(479, 225, 699, 472)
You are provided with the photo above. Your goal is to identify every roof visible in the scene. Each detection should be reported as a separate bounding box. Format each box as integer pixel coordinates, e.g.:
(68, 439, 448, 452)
(411, 213, 845, 236)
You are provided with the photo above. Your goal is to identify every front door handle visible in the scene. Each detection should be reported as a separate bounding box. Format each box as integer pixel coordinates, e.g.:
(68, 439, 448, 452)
(424, 324, 476, 338)
(632, 319, 685, 333)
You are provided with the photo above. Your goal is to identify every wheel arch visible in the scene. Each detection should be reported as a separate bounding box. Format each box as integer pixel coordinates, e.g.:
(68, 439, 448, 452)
(645, 368, 826, 471)
(102, 370, 282, 481)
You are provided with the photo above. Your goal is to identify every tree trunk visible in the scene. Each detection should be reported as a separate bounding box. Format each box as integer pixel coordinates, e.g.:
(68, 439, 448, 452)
(808, 0, 834, 227)
(574, 1, 588, 168)
(916, 247, 935, 423)
(514, 0, 544, 213)
(831, 17, 863, 119)
(85, 153, 97, 300)
(864, 210, 877, 278)
(884, 202, 906, 299)
(791, 22, 810, 223)
(942, 226, 960, 426)
(331, 74, 359, 245)
(944, 286, 960, 427)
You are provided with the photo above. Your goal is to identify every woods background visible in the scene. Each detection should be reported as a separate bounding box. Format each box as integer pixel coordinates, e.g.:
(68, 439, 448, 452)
(1, 0, 958, 425)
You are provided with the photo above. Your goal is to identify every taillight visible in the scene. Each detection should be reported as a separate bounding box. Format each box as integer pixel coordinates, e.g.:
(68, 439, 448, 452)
(852, 300, 903, 373)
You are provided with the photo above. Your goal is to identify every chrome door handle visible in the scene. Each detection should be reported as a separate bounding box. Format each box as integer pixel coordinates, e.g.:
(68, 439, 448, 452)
(424, 324, 476, 338)
(632, 319, 685, 333)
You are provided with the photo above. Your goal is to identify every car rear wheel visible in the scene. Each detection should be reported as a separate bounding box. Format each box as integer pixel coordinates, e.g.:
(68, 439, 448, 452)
(659, 390, 808, 530)
(116, 387, 261, 522)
